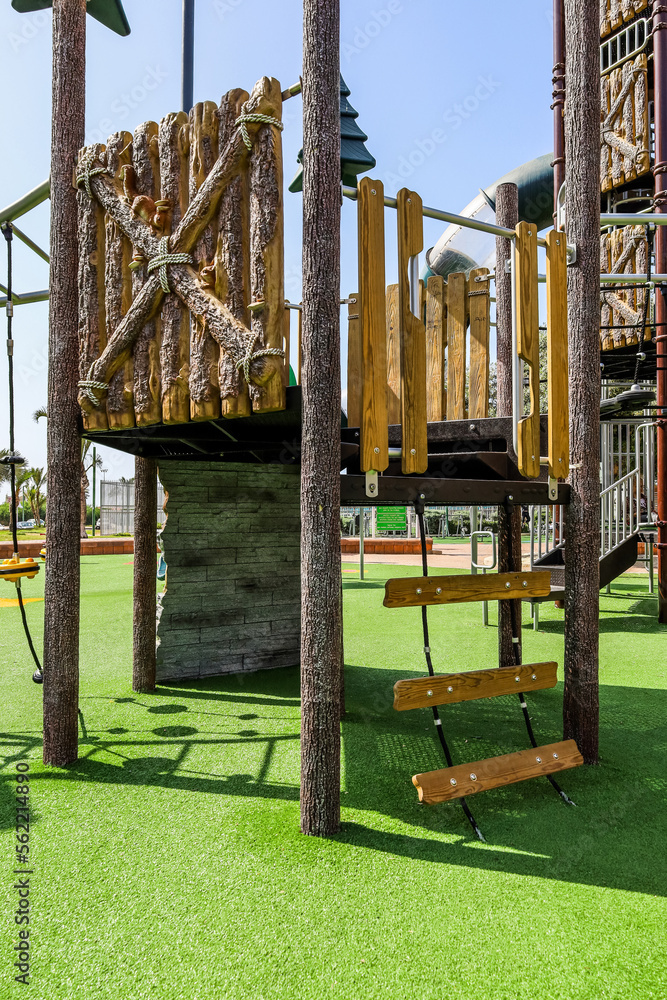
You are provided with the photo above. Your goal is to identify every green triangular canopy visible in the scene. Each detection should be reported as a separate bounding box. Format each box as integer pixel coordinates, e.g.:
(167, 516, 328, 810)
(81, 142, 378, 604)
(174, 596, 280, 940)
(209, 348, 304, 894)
(289, 73, 376, 193)
(11, 0, 131, 35)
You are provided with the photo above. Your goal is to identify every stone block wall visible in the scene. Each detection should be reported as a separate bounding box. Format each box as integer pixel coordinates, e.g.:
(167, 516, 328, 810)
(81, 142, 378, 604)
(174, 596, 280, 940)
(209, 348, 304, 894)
(156, 461, 301, 682)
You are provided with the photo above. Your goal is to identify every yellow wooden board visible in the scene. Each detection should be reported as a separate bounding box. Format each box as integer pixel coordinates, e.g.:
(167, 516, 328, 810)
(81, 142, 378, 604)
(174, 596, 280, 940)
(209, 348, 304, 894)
(358, 178, 388, 471)
(346, 293, 361, 427)
(468, 267, 490, 419)
(425, 275, 446, 422)
(446, 272, 466, 420)
(393, 662, 558, 711)
(546, 230, 569, 479)
(515, 221, 540, 478)
(386, 283, 401, 424)
(383, 570, 552, 608)
(397, 189, 427, 474)
(412, 740, 583, 804)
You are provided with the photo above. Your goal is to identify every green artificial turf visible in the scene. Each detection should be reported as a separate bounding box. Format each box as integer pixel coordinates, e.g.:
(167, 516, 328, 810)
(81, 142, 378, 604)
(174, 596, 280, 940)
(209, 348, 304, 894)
(1, 556, 666, 999)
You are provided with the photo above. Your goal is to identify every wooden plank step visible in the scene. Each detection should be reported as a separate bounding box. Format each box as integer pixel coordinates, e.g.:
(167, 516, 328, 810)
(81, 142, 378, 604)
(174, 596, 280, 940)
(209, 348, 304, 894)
(383, 571, 551, 608)
(393, 662, 558, 711)
(413, 740, 583, 804)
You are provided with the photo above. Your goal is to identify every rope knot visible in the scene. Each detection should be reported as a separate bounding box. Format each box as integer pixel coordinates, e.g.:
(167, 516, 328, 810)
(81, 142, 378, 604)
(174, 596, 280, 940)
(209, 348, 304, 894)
(234, 113, 284, 151)
(146, 236, 193, 293)
(75, 148, 106, 199)
(235, 335, 284, 384)
(78, 373, 109, 406)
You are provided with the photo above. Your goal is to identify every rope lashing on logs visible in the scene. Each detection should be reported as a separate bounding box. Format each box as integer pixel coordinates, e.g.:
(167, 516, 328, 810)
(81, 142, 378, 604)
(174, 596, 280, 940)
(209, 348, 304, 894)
(146, 236, 194, 294)
(600, 65, 649, 169)
(77, 374, 109, 406)
(75, 148, 106, 199)
(235, 113, 284, 150)
(235, 335, 284, 384)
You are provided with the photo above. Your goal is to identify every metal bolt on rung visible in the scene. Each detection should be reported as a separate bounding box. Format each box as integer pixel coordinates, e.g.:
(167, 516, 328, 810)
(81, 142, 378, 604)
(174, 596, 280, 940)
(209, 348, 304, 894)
(469, 773, 477, 781)
(531, 673, 537, 680)
(426, 690, 433, 697)
(553, 753, 559, 759)
(522, 580, 528, 588)
(505, 581, 511, 589)
(410, 448, 416, 455)
(435, 587, 442, 595)
(450, 778, 457, 786)
(515, 676, 520, 682)
(374, 447, 379, 454)
(416, 588, 422, 595)
(536, 756, 542, 763)
(447, 686, 453, 693)
(420, 493, 425, 499)
(407, 198, 412, 204)
(371, 189, 376, 195)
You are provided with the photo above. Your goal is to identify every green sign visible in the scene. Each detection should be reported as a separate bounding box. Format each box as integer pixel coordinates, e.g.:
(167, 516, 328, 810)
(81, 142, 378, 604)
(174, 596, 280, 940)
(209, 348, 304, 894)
(376, 506, 407, 531)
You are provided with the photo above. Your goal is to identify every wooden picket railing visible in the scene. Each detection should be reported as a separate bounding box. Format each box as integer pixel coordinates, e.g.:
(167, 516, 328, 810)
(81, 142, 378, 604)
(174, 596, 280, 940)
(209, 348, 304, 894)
(347, 182, 569, 482)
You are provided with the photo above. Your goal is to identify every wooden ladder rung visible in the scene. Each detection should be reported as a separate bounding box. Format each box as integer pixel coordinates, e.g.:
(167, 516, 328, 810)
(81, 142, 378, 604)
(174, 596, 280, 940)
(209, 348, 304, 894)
(393, 662, 558, 711)
(412, 740, 583, 804)
(383, 571, 551, 608)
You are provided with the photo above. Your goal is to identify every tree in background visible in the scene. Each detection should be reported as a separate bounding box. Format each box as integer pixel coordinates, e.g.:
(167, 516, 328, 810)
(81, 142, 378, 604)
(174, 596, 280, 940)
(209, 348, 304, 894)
(34, 408, 102, 537)
(26, 467, 47, 525)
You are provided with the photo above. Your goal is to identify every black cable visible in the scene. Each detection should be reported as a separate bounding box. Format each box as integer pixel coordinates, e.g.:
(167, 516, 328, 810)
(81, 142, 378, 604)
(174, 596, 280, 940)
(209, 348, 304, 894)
(416, 507, 485, 842)
(504, 521, 573, 806)
(2, 222, 43, 684)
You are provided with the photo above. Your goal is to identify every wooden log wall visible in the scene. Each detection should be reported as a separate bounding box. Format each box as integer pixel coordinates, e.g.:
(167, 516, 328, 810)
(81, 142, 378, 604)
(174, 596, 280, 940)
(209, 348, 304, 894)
(600, 52, 649, 193)
(77, 79, 287, 431)
(599, 224, 649, 349)
(600, 0, 647, 39)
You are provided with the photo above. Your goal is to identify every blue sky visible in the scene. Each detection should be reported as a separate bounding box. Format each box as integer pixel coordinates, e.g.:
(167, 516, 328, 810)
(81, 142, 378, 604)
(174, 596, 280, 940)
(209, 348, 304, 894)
(0, 0, 554, 481)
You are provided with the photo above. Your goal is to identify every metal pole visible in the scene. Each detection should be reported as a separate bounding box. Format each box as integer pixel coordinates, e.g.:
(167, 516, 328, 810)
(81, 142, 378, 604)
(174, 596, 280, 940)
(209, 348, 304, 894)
(181, 0, 195, 114)
(552, 0, 565, 224)
(653, 3, 667, 622)
(359, 507, 365, 580)
(91, 446, 96, 537)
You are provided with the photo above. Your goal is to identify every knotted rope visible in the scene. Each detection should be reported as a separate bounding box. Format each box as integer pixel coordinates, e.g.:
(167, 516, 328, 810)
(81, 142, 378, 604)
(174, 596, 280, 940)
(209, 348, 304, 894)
(78, 372, 109, 406)
(146, 236, 193, 294)
(235, 335, 284, 384)
(75, 148, 106, 199)
(235, 113, 284, 150)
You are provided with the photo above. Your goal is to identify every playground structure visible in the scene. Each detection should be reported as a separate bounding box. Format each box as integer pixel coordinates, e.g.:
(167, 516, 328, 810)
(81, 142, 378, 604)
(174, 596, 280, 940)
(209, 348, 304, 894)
(1, 0, 665, 837)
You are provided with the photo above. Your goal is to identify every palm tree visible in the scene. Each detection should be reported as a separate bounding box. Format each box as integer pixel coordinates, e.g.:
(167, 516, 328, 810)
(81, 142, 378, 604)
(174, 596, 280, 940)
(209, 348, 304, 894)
(33, 407, 102, 538)
(26, 468, 47, 525)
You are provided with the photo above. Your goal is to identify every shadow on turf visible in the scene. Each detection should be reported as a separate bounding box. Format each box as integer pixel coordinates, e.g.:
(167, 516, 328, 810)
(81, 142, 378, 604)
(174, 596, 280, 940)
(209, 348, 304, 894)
(2, 662, 666, 896)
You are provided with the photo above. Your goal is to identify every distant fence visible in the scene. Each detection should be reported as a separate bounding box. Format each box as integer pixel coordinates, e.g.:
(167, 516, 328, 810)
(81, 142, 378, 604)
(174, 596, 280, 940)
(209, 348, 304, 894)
(100, 480, 166, 536)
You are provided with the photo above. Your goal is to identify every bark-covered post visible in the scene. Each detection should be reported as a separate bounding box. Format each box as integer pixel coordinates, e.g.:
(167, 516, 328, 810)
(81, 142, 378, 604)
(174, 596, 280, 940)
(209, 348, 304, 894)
(300, 0, 342, 836)
(43, 0, 86, 767)
(495, 183, 522, 667)
(653, 4, 667, 623)
(563, 0, 600, 763)
(133, 457, 158, 692)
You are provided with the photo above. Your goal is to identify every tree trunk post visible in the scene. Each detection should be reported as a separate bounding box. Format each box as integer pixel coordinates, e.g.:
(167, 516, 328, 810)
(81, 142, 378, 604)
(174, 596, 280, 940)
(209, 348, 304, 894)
(653, 4, 667, 623)
(300, 0, 342, 836)
(563, 0, 600, 763)
(495, 183, 522, 667)
(43, 0, 86, 767)
(133, 457, 158, 692)
(552, 0, 566, 224)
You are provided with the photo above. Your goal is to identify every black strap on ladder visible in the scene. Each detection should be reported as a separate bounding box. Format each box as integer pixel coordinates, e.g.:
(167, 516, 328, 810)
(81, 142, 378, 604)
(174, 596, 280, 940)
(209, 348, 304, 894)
(415, 502, 485, 842)
(503, 497, 575, 806)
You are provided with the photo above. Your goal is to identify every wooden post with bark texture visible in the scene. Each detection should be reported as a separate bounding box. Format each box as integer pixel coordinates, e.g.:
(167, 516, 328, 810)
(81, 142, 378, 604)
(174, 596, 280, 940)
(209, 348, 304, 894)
(133, 456, 157, 691)
(43, 0, 85, 767)
(300, 0, 341, 837)
(494, 183, 522, 669)
(563, 0, 600, 763)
